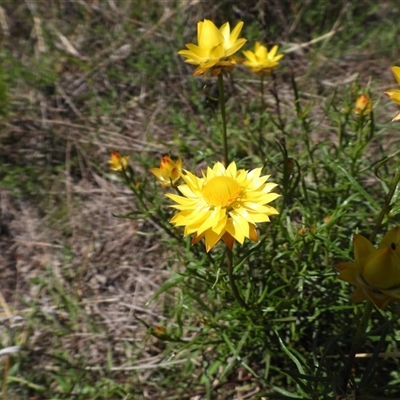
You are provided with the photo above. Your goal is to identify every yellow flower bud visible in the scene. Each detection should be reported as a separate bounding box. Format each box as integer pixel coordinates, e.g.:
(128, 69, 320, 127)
(109, 152, 129, 171)
(150, 155, 183, 187)
(354, 94, 372, 116)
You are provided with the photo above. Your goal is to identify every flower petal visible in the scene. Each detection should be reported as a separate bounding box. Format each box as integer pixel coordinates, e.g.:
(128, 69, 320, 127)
(353, 234, 376, 263)
(392, 66, 400, 87)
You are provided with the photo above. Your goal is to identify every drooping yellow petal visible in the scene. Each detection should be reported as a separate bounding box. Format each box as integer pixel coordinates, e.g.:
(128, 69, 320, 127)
(385, 89, 400, 105)
(364, 289, 391, 309)
(362, 247, 400, 289)
(353, 234, 375, 264)
(203, 229, 225, 252)
(392, 66, 400, 86)
(351, 286, 369, 303)
(380, 226, 400, 253)
(381, 287, 400, 300)
(392, 111, 400, 122)
(222, 232, 235, 250)
(337, 262, 363, 286)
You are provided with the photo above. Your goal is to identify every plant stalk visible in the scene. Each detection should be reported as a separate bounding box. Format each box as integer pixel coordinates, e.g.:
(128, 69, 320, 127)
(340, 300, 373, 393)
(218, 73, 229, 166)
(369, 163, 400, 242)
(226, 247, 248, 310)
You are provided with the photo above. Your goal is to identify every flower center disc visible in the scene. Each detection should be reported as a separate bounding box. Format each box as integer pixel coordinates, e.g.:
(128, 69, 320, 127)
(202, 176, 240, 207)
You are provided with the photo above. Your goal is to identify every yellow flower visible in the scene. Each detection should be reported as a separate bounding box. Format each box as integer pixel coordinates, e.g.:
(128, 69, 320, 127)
(384, 66, 400, 121)
(336, 227, 400, 309)
(178, 19, 246, 76)
(109, 152, 129, 171)
(150, 155, 183, 187)
(354, 94, 372, 116)
(166, 161, 279, 252)
(242, 42, 284, 74)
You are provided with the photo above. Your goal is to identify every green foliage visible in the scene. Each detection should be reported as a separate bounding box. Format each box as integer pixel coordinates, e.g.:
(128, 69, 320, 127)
(2, 1, 400, 399)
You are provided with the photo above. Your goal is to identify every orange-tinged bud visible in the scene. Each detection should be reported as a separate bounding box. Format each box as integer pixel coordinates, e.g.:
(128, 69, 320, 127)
(298, 227, 307, 236)
(154, 326, 166, 336)
(109, 152, 129, 171)
(150, 155, 183, 187)
(354, 94, 372, 115)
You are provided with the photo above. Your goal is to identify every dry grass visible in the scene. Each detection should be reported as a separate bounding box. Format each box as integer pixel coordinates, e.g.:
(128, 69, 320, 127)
(1, 0, 400, 398)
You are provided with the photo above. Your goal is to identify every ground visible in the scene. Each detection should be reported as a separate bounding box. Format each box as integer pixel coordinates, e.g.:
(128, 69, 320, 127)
(1, 1, 400, 399)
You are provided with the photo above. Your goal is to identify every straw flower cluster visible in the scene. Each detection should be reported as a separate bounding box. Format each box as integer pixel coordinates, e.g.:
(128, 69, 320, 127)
(178, 20, 285, 77)
(166, 161, 279, 252)
(336, 227, 400, 309)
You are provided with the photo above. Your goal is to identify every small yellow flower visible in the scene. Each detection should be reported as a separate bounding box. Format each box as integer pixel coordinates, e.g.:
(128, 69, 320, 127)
(166, 161, 279, 252)
(109, 152, 129, 171)
(178, 19, 246, 76)
(384, 66, 400, 121)
(336, 227, 400, 309)
(150, 155, 183, 187)
(242, 42, 284, 74)
(354, 94, 372, 116)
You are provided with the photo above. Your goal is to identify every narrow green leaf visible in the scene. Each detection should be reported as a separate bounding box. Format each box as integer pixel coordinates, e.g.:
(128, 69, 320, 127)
(331, 163, 380, 211)
(145, 274, 184, 306)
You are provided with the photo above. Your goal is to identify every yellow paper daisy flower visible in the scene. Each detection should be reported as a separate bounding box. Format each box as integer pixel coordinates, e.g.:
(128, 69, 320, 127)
(243, 42, 284, 74)
(178, 19, 246, 76)
(384, 66, 400, 121)
(150, 155, 183, 187)
(109, 152, 129, 171)
(336, 227, 400, 309)
(166, 161, 279, 252)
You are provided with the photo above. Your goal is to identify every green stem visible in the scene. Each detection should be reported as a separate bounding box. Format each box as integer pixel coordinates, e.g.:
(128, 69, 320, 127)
(122, 166, 179, 240)
(340, 300, 373, 393)
(369, 164, 400, 242)
(226, 247, 248, 310)
(291, 73, 321, 201)
(258, 74, 265, 159)
(218, 73, 229, 166)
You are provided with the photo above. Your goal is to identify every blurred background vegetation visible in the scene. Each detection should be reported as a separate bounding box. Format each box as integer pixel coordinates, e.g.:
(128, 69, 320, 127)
(1, 0, 400, 399)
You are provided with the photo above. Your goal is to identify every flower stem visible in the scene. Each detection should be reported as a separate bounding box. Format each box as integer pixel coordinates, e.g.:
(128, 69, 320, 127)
(218, 73, 229, 166)
(340, 300, 373, 393)
(369, 163, 400, 242)
(258, 74, 265, 159)
(226, 247, 249, 310)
